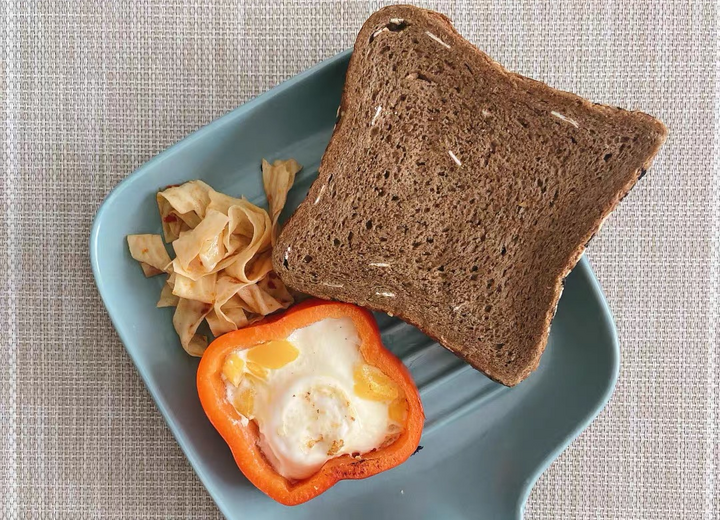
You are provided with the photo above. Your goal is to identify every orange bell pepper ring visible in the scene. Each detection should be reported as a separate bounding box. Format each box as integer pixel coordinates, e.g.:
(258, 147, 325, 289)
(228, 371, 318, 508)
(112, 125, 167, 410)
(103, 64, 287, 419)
(197, 299, 424, 505)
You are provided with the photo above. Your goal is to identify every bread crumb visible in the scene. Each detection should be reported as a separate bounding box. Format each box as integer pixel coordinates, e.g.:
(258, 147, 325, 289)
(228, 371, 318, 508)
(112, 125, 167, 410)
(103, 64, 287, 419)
(369, 262, 390, 267)
(307, 435, 324, 449)
(482, 109, 492, 117)
(327, 439, 344, 456)
(425, 31, 451, 49)
(448, 150, 462, 166)
(452, 302, 468, 312)
(596, 213, 610, 233)
(371, 106, 383, 126)
(322, 282, 344, 288)
(550, 111, 580, 128)
(389, 17, 404, 25)
(314, 185, 326, 205)
(375, 291, 395, 297)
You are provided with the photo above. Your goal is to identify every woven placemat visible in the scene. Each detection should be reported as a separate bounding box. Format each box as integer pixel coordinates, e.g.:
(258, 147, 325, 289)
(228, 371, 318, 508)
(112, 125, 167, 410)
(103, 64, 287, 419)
(1, 1, 717, 518)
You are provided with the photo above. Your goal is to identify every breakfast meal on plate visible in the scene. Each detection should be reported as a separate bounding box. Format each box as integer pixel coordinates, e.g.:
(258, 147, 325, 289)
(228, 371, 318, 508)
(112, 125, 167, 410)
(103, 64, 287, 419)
(274, 4, 668, 386)
(125, 2, 667, 506)
(197, 299, 423, 505)
(127, 159, 301, 356)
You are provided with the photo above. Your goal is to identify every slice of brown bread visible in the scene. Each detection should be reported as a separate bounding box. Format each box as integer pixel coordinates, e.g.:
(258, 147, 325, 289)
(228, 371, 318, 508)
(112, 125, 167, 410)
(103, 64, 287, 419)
(272, 4, 667, 386)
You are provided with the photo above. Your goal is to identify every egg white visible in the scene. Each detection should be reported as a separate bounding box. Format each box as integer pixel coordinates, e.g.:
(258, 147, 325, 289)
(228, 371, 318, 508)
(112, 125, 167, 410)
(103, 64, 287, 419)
(225, 317, 394, 480)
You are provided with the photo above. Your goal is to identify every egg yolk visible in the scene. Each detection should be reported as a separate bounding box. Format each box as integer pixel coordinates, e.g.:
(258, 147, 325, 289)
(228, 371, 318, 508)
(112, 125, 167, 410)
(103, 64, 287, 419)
(232, 382, 256, 418)
(353, 364, 400, 401)
(222, 353, 245, 387)
(388, 396, 408, 424)
(246, 361, 269, 380)
(246, 340, 299, 369)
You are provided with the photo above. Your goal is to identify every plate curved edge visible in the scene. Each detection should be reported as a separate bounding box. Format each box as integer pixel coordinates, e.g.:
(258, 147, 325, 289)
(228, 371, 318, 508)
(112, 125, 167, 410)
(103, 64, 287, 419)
(515, 256, 620, 518)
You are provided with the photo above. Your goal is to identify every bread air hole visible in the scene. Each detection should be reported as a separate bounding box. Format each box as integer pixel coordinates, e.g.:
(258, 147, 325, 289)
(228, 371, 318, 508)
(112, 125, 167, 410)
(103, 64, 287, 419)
(550, 188, 560, 207)
(387, 18, 409, 32)
(411, 72, 434, 84)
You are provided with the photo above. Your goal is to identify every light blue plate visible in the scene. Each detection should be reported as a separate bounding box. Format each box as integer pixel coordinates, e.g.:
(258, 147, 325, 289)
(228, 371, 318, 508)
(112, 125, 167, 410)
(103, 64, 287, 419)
(90, 50, 619, 520)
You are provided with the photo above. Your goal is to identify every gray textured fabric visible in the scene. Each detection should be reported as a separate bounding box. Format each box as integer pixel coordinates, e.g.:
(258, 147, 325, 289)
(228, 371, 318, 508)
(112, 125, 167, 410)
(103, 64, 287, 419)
(1, 1, 717, 518)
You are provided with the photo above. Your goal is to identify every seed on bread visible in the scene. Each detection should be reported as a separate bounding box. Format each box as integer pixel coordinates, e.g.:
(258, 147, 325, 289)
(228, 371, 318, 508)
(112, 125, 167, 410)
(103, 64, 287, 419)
(425, 31, 451, 49)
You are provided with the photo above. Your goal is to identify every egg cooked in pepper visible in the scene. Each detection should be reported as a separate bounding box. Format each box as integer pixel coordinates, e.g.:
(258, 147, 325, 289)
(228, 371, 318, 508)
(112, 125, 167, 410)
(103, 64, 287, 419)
(197, 299, 424, 505)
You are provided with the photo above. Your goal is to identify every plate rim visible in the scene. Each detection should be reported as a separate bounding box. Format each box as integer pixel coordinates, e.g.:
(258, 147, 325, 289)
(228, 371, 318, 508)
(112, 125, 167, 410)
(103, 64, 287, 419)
(514, 258, 619, 517)
(89, 48, 353, 520)
(89, 49, 620, 519)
